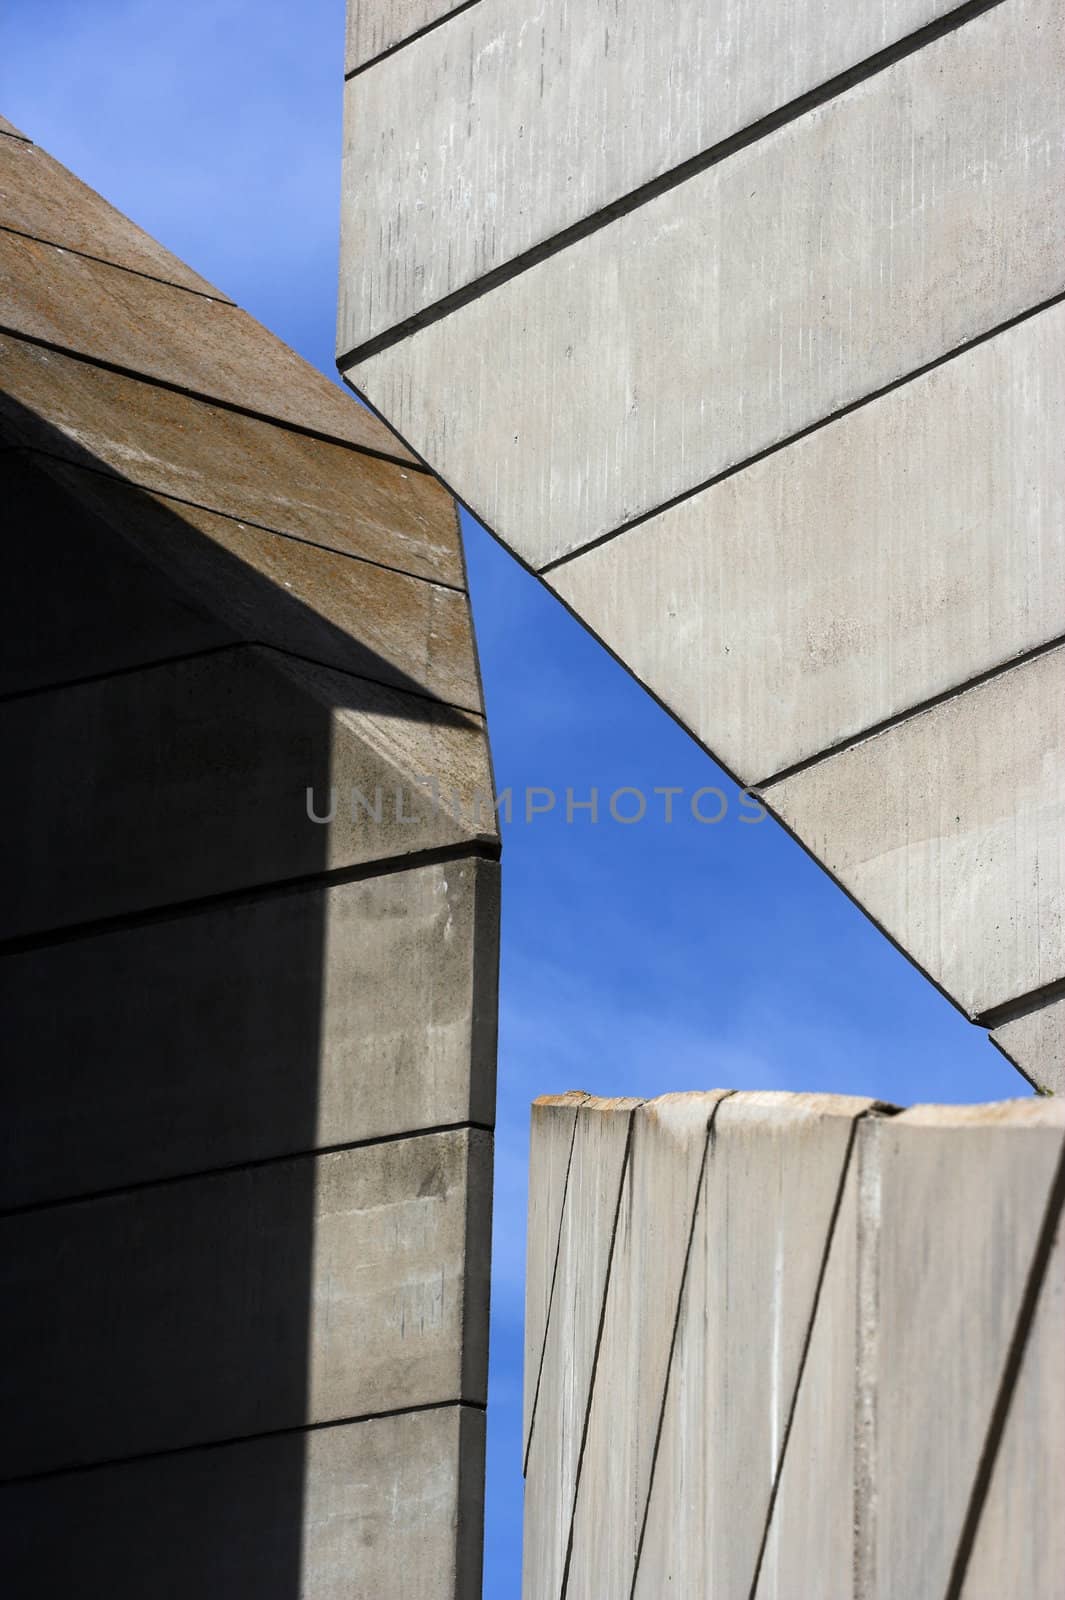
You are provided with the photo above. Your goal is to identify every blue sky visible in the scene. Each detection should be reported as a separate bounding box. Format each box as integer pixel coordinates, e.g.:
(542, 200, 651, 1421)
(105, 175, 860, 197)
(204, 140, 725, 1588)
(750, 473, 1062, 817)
(3, 2, 1024, 1591)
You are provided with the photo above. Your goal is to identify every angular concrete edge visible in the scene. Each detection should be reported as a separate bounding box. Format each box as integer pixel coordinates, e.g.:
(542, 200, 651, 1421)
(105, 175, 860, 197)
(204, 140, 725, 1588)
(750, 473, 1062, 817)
(0, 1404, 487, 1600)
(345, 0, 478, 76)
(990, 997, 1065, 1097)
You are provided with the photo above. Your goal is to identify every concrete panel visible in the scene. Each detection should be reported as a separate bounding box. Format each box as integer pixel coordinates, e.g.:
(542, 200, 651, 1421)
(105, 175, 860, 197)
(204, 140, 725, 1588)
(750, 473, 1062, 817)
(0, 646, 494, 939)
(522, 1096, 640, 1600)
(0, 234, 412, 458)
(959, 1216, 1065, 1599)
(354, 0, 1065, 567)
(632, 1093, 869, 1600)
(766, 647, 1065, 1019)
(551, 302, 1065, 780)
(0, 337, 455, 584)
(991, 998, 1065, 1097)
(522, 1090, 587, 1453)
(346, 0, 474, 74)
(565, 1092, 727, 1600)
(340, 0, 960, 353)
(1, 1405, 486, 1600)
(0, 857, 498, 1208)
(864, 1100, 1065, 1599)
(0, 131, 226, 297)
(753, 1154, 861, 1600)
(10, 456, 482, 708)
(0, 1127, 491, 1475)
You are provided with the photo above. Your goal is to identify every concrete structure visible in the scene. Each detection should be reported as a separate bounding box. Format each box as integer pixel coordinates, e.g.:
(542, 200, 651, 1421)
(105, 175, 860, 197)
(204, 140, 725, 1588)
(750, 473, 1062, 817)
(338, 0, 1065, 1093)
(524, 1091, 1065, 1598)
(0, 122, 498, 1597)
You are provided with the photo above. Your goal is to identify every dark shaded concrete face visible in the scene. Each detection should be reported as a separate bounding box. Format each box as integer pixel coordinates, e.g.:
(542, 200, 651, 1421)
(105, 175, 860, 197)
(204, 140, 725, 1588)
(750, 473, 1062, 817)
(0, 127, 498, 1599)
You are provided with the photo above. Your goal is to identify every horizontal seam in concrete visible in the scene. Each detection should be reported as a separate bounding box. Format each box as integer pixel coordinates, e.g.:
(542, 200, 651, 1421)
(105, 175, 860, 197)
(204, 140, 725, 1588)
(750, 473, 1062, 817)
(0, 1398, 488, 1489)
(344, 0, 486, 81)
(0, 838, 502, 959)
(942, 1130, 1065, 1600)
(538, 290, 1065, 578)
(559, 1100, 645, 1600)
(337, 0, 1006, 369)
(746, 1107, 884, 1600)
(0, 221, 235, 305)
(752, 634, 1065, 792)
(0, 636, 487, 720)
(628, 1091, 736, 1600)
(522, 1093, 589, 1477)
(0, 1119, 495, 1221)
(7, 442, 465, 592)
(0, 325, 424, 469)
(977, 975, 1065, 1032)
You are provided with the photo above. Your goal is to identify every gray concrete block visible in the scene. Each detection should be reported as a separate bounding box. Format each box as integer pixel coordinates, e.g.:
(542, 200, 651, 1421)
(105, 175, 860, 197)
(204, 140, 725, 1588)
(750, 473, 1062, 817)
(766, 647, 1065, 1019)
(861, 1100, 1065, 1599)
(345, 0, 472, 74)
(0, 339, 454, 582)
(958, 1212, 1065, 1599)
(522, 1096, 640, 1600)
(0, 857, 498, 1207)
(522, 1090, 587, 1453)
(0, 1404, 486, 1600)
(0, 232, 411, 457)
(340, 0, 958, 353)
(0, 1127, 491, 1475)
(991, 997, 1065, 1097)
(0, 130, 226, 296)
(0, 645, 495, 939)
(565, 1092, 728, 1600)
(631, 1092, 870, 1600)
(753, 1150, 861, 1600)
(551, 301, 1065, 781)
(10, 456, 482, 709)
(354, 0, 1065, 567)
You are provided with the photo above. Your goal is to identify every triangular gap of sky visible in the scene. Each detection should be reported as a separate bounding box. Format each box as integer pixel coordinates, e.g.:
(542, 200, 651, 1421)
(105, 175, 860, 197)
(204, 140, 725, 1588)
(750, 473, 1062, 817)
(1, 3, 1026, 1596)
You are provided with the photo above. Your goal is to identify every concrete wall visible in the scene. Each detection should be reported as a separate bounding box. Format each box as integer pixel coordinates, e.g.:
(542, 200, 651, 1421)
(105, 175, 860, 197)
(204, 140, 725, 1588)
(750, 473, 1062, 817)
(338, 0, 1065, 1093)
(523, 1091, 1065, 1599)
(0, 124, 498, 1599)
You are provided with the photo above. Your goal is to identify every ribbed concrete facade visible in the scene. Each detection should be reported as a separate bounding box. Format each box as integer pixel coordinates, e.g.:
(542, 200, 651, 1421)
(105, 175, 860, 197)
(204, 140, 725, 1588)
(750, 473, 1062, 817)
(524, 1092, 1065, 1599)
(0, 122, 498, 1597)
(338, 0, 1065, 1092)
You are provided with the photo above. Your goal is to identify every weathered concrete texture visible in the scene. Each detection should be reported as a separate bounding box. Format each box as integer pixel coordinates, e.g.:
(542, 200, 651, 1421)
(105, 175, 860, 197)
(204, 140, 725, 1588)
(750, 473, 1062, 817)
(522, 1090, 587, 1452)
(0, 858, 499, 1208)
(0, 645, 493, 940)
(959, 1204, 1065, 1599)
(525, 1095, 1065, 1600)
(865, 1101, 1065, 1598)
(1, 1405, 486, 1600)
(5, 454, 482, 707)
(766, 647, 1065, 1020)
(0, 340, 456, 577)
(991, 997, 1065, 1097)
(339, 0, 960, 353)
(353, 0, 1065, 566)
(550, 301, 1065, 781)
(345, 0, 473, 74)
(565, 1092, 729, 1600)
(0, 231, 410, 456)
(632, 1092, 869, 1600)
(0, 126, 226, 295)
(753, 1155, 861, 1600)
(0, 1127, 491, 1476)
(522, 1096, 641, 1600)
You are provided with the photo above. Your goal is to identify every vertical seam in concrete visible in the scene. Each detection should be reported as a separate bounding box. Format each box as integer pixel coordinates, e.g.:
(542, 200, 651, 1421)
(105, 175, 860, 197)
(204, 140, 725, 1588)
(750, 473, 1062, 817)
(854, 1116, 884, 1600)
(627, 1090, 737, 1600)
(558, 1100, 644, 1600)
(746, 1107, 869, 1600)
(942, 1131, 1065, 1600)
(522, 1094, 589, 1476)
